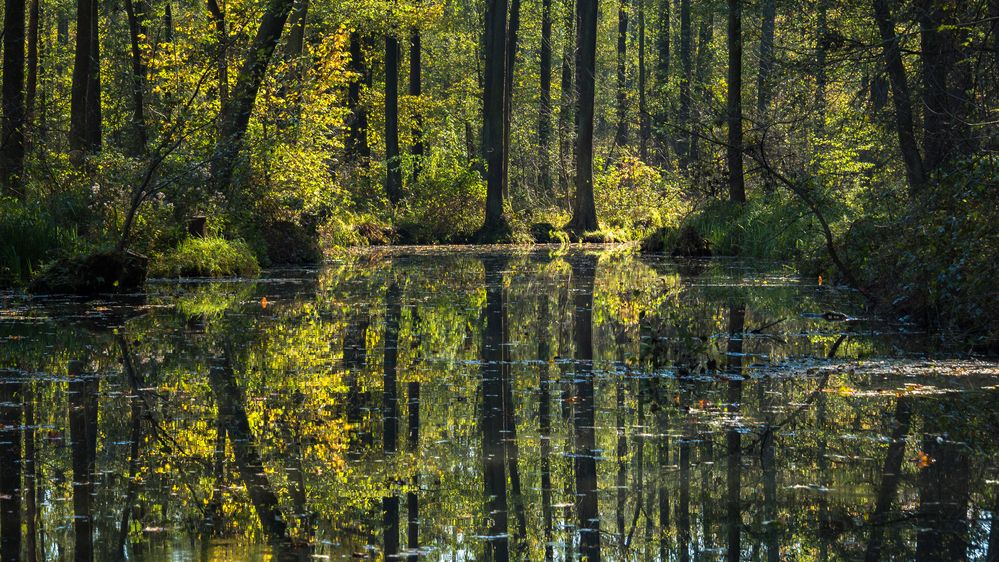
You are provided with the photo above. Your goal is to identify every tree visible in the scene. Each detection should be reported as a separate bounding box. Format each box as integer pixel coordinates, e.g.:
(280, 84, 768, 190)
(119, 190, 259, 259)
(70, 0, 101, 155)
(346, 31, 371, 159)
(480, 0, 510, 235)
(208, 0, 297, 197)
(1, 0, 27, 195)
(726, 0, 746, 203)
(872, 0, 924, 193)
(502, 0, 522, 201)
(637, 0, 649, 161)
(614, 0, 628, 147)
(409, 6, 424, 181)
(538, 0, 554, 194)
(653, 0, 670, 161)
(385, 35, 402, 204)
(756, 0, 775, 117)
(569, 0, 600, 233)
(676, 0, 691, 162)
(123, 0, 149, 155)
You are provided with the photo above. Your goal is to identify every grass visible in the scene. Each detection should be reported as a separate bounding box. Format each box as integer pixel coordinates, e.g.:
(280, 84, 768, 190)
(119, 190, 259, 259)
(151, 236, 261, 278)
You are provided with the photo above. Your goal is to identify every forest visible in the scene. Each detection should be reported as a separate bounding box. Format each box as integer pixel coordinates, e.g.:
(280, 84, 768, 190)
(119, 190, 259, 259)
(0, 0, 995, 342)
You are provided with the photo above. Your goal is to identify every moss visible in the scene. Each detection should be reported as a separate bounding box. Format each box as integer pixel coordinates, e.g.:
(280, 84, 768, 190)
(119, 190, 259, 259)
(151, 237, 261, 278)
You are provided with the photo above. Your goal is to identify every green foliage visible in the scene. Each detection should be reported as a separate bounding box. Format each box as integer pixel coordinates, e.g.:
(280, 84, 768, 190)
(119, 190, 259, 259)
(151, 237, 261, 278)
(593, 156, 684, 238)
(395, 156, 486, 244)
(0, 198, 81, 287)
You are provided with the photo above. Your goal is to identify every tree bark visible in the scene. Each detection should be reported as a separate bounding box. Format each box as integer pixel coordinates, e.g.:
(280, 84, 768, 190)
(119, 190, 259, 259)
(569, 0, 599, 233)
(691, 13, 713, 162)
(538, 0, 553, 195)
(385, 35, 402, 204)
(481, 0, 509, 233)
(502, 0, 522, 202)
(123, 0, 149, 155)
(653, 0, 670, 161)
(557, 0, 575, 202)
(2, 0, 27, 196)
(409, 15, 424, 181)
(206, 0, 229, 121)
(915, 0, 958, 172)
(208, 0, 296, 198)
(70, 0, 101, 155)
(26, 0, 39, 135)
(677, 0, 691, 162)
(614, 0, 628, 147)
(756, 0, 775, 116)
(726, 0, 746, 202)
(815, 0, 827, 120)
(872, 0, 925, 193)
(638, 0, 649, 161)
(346, 31, 370, 159)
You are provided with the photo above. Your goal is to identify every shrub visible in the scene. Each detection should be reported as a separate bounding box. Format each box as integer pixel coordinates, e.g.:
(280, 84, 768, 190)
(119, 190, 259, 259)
(151, 237, 261, 278)
(395, 158, 486, 244)
(0, 198, 80, 288)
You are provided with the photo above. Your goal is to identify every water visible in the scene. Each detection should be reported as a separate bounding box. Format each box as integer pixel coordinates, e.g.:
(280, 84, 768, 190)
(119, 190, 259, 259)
(1, 247, 997, 561)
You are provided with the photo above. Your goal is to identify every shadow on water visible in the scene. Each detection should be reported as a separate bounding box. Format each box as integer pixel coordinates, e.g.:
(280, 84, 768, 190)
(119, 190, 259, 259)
(1, 248, 998, 561)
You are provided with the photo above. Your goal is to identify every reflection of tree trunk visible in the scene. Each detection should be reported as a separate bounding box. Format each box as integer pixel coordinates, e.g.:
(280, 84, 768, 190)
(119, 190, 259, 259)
(679, 420, 691, 562)
(571, 254, 601, 561)
(23, 380, 38, 562)
(481, 257, 510, 562)
(915, 402, 970, 560)
(863, 398, 912, 562)
(69, 360, 98, 562)
(616, 364, 627, 552)
(208, 355, 287, 543)
(725, 305, 745, 562)
(501, 294, 527, 543)
(987, 490, 999, 562)
(1, 376, 23, 562)
(701, 434, 714, 551)
(816, 393, 830, 562)
(346, 311, 371, 456)
(760, 378, 779, 562)
(656, 407, 669, 560)
(383, 282, 402, 558)
(406, 381, 420, 561)
(538, 295, 554, 562)
(202, 415, 227, 536)
(116, 337, 145, 557)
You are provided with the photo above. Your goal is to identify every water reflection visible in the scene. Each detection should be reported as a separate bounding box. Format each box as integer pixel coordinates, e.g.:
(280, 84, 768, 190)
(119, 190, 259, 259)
(0, 248, 998, 561)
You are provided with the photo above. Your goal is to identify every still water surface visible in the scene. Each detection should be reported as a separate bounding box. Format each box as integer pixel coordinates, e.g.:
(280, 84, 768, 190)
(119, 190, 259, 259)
(1, 247, 997, 561)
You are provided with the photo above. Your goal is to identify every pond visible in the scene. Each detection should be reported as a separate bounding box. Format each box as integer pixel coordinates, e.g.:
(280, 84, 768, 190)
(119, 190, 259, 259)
(1, 247, 997, 561)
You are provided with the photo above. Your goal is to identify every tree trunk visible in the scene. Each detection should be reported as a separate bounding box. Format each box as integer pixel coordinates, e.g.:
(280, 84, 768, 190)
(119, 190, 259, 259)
(569, 0, 599, 233)
(756, 0, 775, 116)
(26, 0, 39, 134)
(653, 0, 670, 161)
(208, 0, 296, 198)
(123, 0, 149, 155)
(346, 31, 370, 159)
(815, 0, 827, 120)
(726, 0, 745, 203)
(557, 0, 575, 203)
(538, 0, 553, 195)
(409, 16, 424, 181)
(481, 0, 509, 234)
(614, 0, 628, 147)
(638, 0, 649, 161)
(285, 0, 308, 60)
(677, 0, 691, 162)
(385, 35, 402, 204)
(207, 0, 229, 121)
(691, 13, 713, 162)
(916, 0, 958, 172)
(2, 0, 27, 196)
(502, 0, 522, 202)
(571, 255, 601, 561)
(70, 0, 101, 155)
(872, 0, 925, 193)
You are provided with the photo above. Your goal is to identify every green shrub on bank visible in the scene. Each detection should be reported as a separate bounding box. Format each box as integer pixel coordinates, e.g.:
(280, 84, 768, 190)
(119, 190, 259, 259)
(151, 237, 260, 278)
(395, 158, 486, 244)
(0, 198, 81, 287)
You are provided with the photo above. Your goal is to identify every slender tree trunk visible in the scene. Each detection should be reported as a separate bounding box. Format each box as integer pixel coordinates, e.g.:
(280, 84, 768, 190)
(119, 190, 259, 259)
(690, 13, 713, 162)
(677, 0, 691, 162)
(571, 255, 601, 561)
(286, 0, 308, 59)
(615, 0, 628, 147)
(123, 0, 148, 155)
(863, 399, 913, 562)
(872, 0, 924, 193)
(569, 0, 599, 233)
(653, 0, 670, 161)
(481, 0, 509, 234)
(409, 15, 424, 181)
(502, 0, 522, 203)
(26, 0, 40, 133)
(726, 0, 746, 203)
(208, 0, 296, 198)
(539, 0, 553, 195)
(557, 0, 575, 203)
(915, 0, 959, 172)
(2, 0, 27, 195)
(68, 361, 98, 562)
(385, 35, 402, 204)
(756, 0, 775, 117)
(815, 0, 827, 120)
(346, 31, 370, 159)
(206, 0, 228, 120)
(638, 0, 649, 161)
(69, 0, 101, 155)
(163, 2, 173, 42)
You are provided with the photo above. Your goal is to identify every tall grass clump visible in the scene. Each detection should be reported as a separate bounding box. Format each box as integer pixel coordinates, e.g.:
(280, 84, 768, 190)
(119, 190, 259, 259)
(151, 237, 261, 278)
(0, 198, 80, 287)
